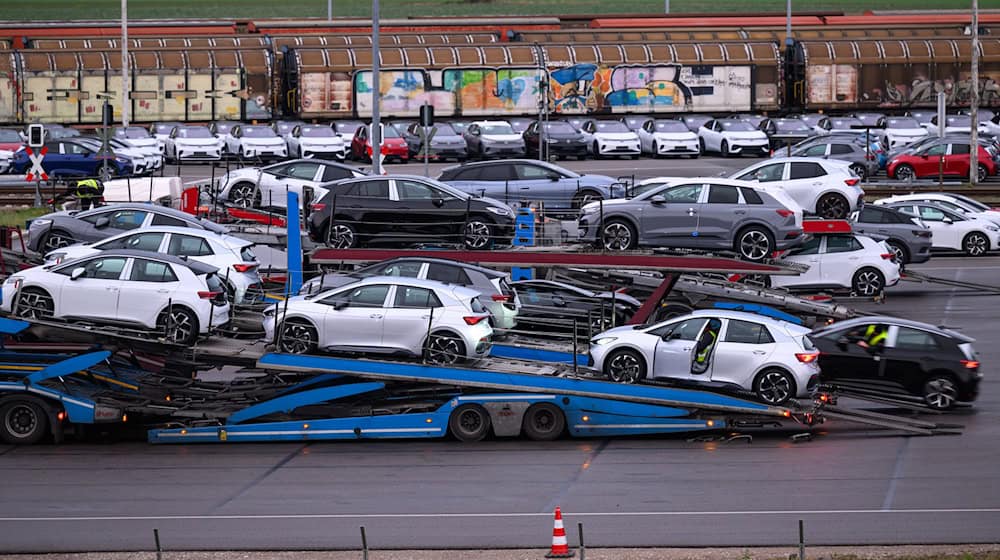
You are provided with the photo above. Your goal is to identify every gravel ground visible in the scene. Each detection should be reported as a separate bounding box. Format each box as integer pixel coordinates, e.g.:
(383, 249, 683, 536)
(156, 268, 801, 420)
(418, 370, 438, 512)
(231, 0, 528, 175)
(2, 545, 1000, 560)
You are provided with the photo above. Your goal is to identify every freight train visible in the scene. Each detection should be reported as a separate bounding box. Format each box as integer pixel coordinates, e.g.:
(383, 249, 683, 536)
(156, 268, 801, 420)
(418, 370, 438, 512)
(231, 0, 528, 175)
(1, 12, 998, 125)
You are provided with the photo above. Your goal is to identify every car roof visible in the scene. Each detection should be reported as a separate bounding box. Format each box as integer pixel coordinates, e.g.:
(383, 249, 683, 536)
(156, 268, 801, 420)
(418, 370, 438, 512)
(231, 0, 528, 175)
(441, 158, 551, 171)
(375, 256, 506, 278)
(99, 225, 249, 245)
(678, 309, 797, 326)
(67, 249, 218, 274)
(814, 316, 973, 342)
(354, 275, 482, 299)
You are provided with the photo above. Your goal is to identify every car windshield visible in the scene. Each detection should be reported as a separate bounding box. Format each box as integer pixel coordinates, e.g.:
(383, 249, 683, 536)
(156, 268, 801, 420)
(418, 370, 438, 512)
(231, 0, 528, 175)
(855, 114, 882, 124)
(482, 124, 515, 135)
(654, 121, 688, 132)
(155, 124, 181, 134)
(947, 116, 972, 127)
(213, 123, 234, 134)
(114, 127, 150, 139)
(450, 122, 468, 133)
(50, 128, 80, 138)
(951, 193, 991, 211)
(433, 123, 458, 135)
(509, 120, 530, 133)
(0, 129, 19, 142)
(383, 125, 402, 138)
(720, 120, 754, 131)
(276, 123, 301, 133)
(417, 178, 471, 200)
(544, 122, 576, 133)
(596, 121, 629, 132)
(798, 115, 823, 125)
(241, 127, 276, 138)
(337, 121, 365, 132)
(177, 127, 213, 139)
(776, 120, 810, 131)
(887, 118, 921, 129)
(831, 119, 862, 129)
(300, 127, 336, 138)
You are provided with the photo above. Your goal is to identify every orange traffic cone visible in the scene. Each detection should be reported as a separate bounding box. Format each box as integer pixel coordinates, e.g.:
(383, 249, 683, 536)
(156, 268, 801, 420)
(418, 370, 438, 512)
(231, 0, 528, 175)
(545, 507, 575, 558)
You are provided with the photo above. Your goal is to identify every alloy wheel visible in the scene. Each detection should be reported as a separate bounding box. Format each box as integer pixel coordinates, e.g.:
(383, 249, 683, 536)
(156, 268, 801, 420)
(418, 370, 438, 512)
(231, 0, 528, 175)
(607, 352, 643, 383)
(895, 165, 915, 182)
(602, 222, 632, 251)
(924, 377, 958, 410)
(965, 233, 988, 256)
(817, 195, 848, 219)
(464, 221, 491, 249)
(279, 322, 316, 354)
(978, 164, 988, 183)
(163, 310, 194, 343)
(853, 269, 884, 296)
(739, 230, 770, 261)
(230, 184, 258, 208)
(329, 224, 356, 248)
(756, 370, 792, 404)
(15, 290, 53, 320)
(427, 334, 463, 365)
(43, 233, 72, 252)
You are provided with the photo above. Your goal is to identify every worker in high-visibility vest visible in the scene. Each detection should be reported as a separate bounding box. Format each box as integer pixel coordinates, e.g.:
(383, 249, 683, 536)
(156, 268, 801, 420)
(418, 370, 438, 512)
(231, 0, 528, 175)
(859, 323, 888, 350)
(74, 178, 104, 210)
(692, 318, 722, 374)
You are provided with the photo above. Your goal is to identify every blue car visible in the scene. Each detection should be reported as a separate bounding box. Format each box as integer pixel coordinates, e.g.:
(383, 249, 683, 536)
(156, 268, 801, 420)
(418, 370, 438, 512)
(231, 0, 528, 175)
(12, 140, 132, 178)
(437, 159, 624, 210)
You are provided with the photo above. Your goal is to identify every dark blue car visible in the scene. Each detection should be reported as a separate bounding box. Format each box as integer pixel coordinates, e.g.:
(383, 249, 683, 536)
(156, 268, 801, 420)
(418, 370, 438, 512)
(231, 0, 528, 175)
(12, 140, 132, 178)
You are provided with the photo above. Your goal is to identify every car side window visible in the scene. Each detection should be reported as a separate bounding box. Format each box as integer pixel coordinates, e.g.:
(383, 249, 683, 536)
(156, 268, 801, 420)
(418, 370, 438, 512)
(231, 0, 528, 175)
(398, 180, 447, 201)
(824, 235, 863, 254)
(96, 231, 165, 251)
(63, 142, 90, 155)
(427, 263, 471, 285)
(951, 143, 971, 155)
(917, 206, 948, 222)
(857, 207, 884, 223)
(323, 284, 390, 308)
(452, 167, 482, 181)
(653, 318, 709, 341)
(789, 162, 826, 179)
(515, 164, 553, 180)
(322, 166, 354, 182)
(168, 234, 214, 257)
(80, 257, 128, 280)
(656, 184, 703, 203)
(739, 163, 784, 183)
(478, 164, 515, 181)
(707, 185, 740, 204)
(284, 162, 321, 180)
(345, 180, 390, 199)
(109, 210, 148, 231)
(739, 187, 764, 205)
(787, 236, 821, 256)
(150, 213, 189, 227)
(129, 259, 179, 283)
(803, 144, 828, 156)
(724, 320, 775, 344)
(393, 286, 443, 309)
(894, 327, 939, 350)
(830, 144, 853, 155)
(924, 144, 947, 156)
(377, 261, 423, 277)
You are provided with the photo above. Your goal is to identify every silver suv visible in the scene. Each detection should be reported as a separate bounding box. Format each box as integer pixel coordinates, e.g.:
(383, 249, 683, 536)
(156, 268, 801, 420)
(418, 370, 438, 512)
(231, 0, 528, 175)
(578, 178, 804, 261)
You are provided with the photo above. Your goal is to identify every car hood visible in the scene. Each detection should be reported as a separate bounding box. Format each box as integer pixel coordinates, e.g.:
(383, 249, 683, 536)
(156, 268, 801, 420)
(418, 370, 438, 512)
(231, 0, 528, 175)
(546, 132, 586, 141)
(431, 136, 467, 146)
(721, 131, 768, 140)
(124, 138, 160, 149)
(175, 138, 222, 147)
(652, 132, 698, 141)
(592, 324, 645, 339)
(299, 137, 344, 146)
(577, 174, 618, 186)
(240, 137, 285, 146)
(885, 128, 927, 137)
(593, 132, 639, 141)
(481, 134, 524, 143)
(0, 142, 23, 151)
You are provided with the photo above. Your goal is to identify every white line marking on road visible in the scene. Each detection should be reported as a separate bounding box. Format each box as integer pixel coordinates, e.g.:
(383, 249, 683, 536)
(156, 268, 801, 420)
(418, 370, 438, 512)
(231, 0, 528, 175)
(3, 509, 1000, 522)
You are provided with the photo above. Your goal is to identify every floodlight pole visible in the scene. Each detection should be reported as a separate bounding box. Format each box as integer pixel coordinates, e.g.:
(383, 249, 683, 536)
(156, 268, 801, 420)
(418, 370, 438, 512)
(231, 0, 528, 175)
(970, 0, 980, 185)
(371, 0, 382, 175)
(121, 0, 129, 127)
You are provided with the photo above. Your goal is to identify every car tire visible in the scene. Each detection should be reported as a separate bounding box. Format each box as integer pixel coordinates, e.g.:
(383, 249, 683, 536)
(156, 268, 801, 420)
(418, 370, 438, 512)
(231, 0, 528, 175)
(721, 140, 730, 158)
(278, 319, 318, 354)
(652, 141, 660, 158)
(753, 368, 796, 405)
(229, 182, 261, 209)
(653, 302, 693, 322)
(851, 267, 886, 297)
(893, 164, 916, 181)
(978, 164, 989, 183)
(0, 399, 49, 445)
(849, 163, 868, 181)
(816, 193, 850, 219)
(157, 306, 200, 345)
(698, 138, 706, 156)
(962, 232, 990, 257)
(42, 230, 75, 252)
(735, 226, 774, 261)
(326, 221, 357, 249)
(14, 287, 54, 320)
(922, 374, 959, 410)
(601, 219, 637, 251)
(571, 190, 602, 210)
(425, 331, 466, 365)
(449, 404, 491, 442)
(521, 403, 566, 441)
(464, 218, 493, 250)
(604, 349, 647, 384)
(886, 240, 909, 264)
(593, 142, 602, 160)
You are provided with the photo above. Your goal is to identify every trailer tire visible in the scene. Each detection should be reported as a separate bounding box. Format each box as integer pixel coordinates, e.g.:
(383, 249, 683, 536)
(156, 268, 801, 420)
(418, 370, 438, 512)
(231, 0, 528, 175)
(653, 303, 693, 323)
(449, 404, 491, 442)
(522, 402, 566, 441)
(0, 398, 49, 445)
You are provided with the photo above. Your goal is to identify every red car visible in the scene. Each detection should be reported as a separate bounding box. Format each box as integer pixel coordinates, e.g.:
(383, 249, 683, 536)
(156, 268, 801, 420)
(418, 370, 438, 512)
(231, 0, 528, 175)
(0, 128, 24, 152)
(350, 123, 409, 163)
(888, 141, 997, 183)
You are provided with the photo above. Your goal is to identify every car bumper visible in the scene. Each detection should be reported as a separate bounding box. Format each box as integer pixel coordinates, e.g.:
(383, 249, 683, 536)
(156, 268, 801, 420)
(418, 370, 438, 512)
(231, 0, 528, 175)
(656, 142, 699, 155)
(728, 142, 770, 155)
(483, 145, 525, 157)
(909, 240, 933, 264)
(242, 147, 287, 160)
(543, 142, 588, 156)
(597, 143, 640, 155)
(302, 148, 346, 160)
(791, 362, 822, 398)
(176, 149, 222, 161)
(206, 304, 231, 333)
(773, 229, 806, 250)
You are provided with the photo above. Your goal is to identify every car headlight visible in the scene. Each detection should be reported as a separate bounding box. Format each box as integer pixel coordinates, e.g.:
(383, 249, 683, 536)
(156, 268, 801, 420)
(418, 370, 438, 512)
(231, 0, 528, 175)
(987, 225, 999, 232)
(116, 157, 129, 163)
(486, 206, 512, 217)
(591, 337, 617, 345)
(30, 219, 52, 228)
(263, 305, 277, 317)
(46, 252, 66, 264)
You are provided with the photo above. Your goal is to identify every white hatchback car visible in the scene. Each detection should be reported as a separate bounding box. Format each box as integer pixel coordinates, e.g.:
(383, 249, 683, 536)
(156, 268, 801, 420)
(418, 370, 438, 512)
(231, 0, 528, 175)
(875, 116, 928, 149)
(875, 192, 1000, 227)
(771, 234, 901, 296)
(285, 125, 346, 161)
(263, 276, 493, 364)
(589, 310, 819, 405)
(881, 201, 1000, 256)
(225, 125, 287, 161)
(216, 159, 366, 210)
(635, 118, 699, 158)
(730, 157, 865, 219)
(698, 118, 770, 157)
(580, 120, 640, 158)
(1, 250, 230, 344)
(42, 226, 263, 304)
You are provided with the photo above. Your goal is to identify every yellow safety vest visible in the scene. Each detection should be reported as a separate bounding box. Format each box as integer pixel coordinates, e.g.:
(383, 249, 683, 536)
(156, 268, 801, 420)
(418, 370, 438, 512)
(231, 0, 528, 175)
(695, 330, 718, 363)
(76, 179, 102, 198)
(865, 324, 888, 347)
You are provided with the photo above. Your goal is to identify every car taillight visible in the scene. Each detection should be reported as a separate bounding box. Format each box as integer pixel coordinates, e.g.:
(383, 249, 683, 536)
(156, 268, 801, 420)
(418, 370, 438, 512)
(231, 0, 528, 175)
(311, 203, 326, 212)
(233, 263, 258, 273)
(776, 209, 794, 218)
(198, 291, 222, 299)
(880, 253, 895, 260)
(491, 294, 512, 302)
(615, 287, 629, 294)
(844, 178, 860, 186)
(796, 352, 819, 363)
(914, 230, 932, 237)
(961, 359, 980, 369)
(464, 315, 489, 325)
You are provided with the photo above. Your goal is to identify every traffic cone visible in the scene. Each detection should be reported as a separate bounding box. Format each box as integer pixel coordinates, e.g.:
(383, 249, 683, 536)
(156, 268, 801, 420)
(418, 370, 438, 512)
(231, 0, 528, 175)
(545, 507, 574, 558)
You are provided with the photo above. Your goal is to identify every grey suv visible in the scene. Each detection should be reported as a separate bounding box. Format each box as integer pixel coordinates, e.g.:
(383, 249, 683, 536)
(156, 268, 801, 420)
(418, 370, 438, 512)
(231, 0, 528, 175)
(849, 206, 933, 264)
(578, 179, 804, 260)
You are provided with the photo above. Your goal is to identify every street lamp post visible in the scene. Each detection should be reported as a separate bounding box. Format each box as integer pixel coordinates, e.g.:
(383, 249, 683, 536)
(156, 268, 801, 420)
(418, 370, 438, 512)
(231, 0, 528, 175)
(371, 0, 381, 175)
(121, 0, 129, 127)
(971, 0, 980, 184)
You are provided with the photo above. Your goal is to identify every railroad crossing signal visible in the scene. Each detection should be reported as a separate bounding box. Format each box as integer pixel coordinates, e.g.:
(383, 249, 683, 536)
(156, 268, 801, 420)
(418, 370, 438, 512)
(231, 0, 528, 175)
(27, 124, 44, 148)
(25, 146, 48, 182)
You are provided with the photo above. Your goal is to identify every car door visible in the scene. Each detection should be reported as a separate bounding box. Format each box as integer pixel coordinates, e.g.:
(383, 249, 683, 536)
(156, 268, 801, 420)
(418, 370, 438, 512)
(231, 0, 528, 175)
(946, 143, 970, 176)
(165, 232, 214, 265)
(56, 255, 128, 321)
(259, 161, 322, 208)
(782, 236, 823, 285)
(650, 317, 709, 380)
(394, 179, 468, 244)
(819, 235, 865, 287)
(638, 120, 654, 152)
(812, 322, 889, 386)
(381, 285, 442, 354)
(470, 162, 517, 202)
(785, 161, 829, 211)
(336, 179, 391, 241)
(699, 184, 744, 246)
(880, 326, 939, 396)
(710, 319, 776, 388)
(914, 204, 962, 249)
(916, 143, 947, 177)
(513, 162, 566, 207)
(702, 120, 721, 151)
(118, 258, 182, 328)
(318, 283, 391, 349)
(639, 183, 704, 245)
(60, 141, 95, 174)
(352, 126, 368, 159)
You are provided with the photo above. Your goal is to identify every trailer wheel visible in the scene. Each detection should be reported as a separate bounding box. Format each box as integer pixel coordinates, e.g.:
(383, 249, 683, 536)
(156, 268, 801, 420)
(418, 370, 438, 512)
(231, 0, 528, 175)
(653, 303, 692, 323)
(522, 403, 566, 441)
(449, 404, 491, 442)
(0, 399, 49, 445)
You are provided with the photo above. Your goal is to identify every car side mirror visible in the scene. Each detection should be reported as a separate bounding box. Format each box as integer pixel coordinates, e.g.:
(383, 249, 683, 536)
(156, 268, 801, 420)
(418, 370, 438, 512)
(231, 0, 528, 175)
(70, 267, 85, 280)
(663, 330, 681, 341)
(650, 195, 666, 205)
(94, 217, 110, 228)
(551, 296, 566, 307)
(942, 217, 953, 224)
(548, 174, 560, 182)
(333, 299, 349, 310)
(432, 198, 445, 208)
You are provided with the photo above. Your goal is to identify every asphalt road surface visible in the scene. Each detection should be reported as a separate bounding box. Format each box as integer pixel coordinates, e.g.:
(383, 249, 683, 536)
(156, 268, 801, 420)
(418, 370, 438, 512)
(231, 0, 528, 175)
(1, 257, 998, 552)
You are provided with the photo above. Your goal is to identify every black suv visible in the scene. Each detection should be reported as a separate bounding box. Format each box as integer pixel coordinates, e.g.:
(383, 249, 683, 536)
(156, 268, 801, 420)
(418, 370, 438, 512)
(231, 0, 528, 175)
(308, 175, 515, 250)
(810, 316, 981, 410)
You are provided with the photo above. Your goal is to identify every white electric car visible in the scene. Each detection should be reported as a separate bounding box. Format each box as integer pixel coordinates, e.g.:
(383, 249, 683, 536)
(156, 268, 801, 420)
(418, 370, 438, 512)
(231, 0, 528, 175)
(729, 157, 865, 219)
(880, 201, 1000, 256)
(224, 125, 287, 161)
(875, 116, 929, 150)
(581, 120, 641, 158)
(284, 125, 347, 161)
(770, 234, 901, 296)
(636, 118, 700, 158)
(216, 159, 366, 209)
(698, 118, 770, 157)
(164, 125, 224, 163)
(875, 192, 1000, 227)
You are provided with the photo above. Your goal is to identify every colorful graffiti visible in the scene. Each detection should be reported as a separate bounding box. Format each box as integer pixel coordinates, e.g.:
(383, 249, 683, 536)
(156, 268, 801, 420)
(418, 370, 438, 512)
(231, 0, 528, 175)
(870, 74, 1000, 107)
(299, 63, 764, 117)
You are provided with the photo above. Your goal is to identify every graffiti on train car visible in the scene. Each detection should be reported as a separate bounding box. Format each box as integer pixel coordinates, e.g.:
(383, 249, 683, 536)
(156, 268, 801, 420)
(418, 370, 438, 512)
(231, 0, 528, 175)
(873, 74, 1000, 107)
